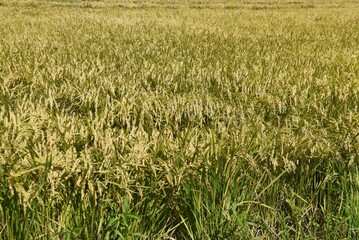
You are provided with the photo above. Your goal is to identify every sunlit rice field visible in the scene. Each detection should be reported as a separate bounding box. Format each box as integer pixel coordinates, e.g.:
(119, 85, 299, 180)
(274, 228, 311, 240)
(1, 0, 359, 239)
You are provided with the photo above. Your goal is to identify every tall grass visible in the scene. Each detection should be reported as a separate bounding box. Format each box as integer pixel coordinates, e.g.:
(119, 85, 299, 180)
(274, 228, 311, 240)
(1, 0, 359, 239)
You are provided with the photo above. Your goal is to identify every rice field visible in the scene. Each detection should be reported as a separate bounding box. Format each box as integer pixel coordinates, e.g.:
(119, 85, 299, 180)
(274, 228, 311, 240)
(0, 0, 359, 239)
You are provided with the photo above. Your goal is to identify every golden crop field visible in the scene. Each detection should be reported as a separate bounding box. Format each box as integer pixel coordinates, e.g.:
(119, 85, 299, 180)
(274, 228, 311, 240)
(0, 0, 359, 239)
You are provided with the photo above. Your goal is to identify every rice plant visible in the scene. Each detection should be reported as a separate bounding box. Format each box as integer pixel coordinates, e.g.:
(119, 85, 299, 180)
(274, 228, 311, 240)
(0, 0, 359, 239)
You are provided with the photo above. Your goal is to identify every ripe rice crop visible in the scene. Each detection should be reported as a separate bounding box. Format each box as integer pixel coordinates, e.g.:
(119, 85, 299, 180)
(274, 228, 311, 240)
(0, 0, 359, 239)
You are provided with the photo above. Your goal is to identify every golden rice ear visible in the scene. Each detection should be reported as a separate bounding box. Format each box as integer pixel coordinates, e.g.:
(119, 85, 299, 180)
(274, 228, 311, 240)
(163, 237, 176, 240)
